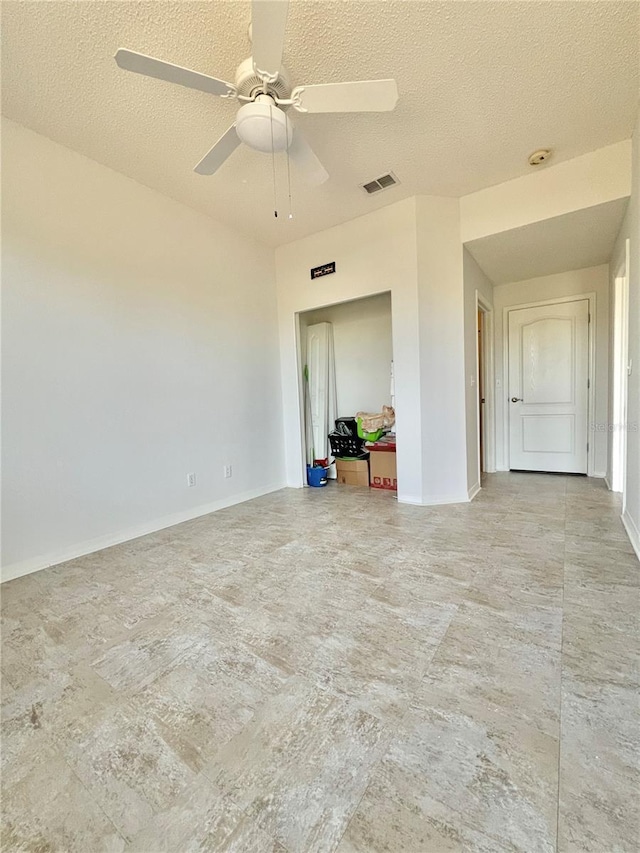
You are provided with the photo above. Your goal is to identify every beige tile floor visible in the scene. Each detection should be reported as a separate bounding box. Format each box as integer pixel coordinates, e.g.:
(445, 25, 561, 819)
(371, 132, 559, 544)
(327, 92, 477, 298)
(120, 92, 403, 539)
(1, 473, 639, 852)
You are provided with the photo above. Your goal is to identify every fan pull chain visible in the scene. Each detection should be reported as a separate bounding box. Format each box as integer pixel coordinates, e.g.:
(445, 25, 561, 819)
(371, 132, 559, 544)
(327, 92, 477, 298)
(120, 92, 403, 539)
(269, 104, 278, 218)
(285, 112, 293, 220)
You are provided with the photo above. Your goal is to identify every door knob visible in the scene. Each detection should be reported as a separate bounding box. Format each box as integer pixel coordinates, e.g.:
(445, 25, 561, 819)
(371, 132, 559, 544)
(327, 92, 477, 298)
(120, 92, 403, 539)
(511, 397, 522, 403)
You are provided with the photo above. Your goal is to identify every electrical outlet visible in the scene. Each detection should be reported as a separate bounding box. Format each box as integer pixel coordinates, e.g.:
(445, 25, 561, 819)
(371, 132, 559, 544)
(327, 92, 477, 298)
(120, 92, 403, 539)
(187, 473, 196, 487)
(223, 465, 232, 479)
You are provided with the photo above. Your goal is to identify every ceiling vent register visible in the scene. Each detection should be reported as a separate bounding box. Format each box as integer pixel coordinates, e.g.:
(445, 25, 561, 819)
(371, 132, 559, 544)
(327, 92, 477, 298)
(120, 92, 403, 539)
(361, 172, 399, 194)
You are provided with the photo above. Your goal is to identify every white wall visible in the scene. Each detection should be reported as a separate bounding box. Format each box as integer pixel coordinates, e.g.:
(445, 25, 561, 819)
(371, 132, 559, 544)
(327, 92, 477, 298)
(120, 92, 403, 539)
(493, 265, 610, 476)
(416, 196, 469, 504)
(275, 195, 470, 507)
(610, 109, 640, 556)
(1, 120, 285, 580)
(463, 249, 494, 493)
(301, 292, 393, 417)
(461, 140, 632, 243)
(275, 198, 424, 503)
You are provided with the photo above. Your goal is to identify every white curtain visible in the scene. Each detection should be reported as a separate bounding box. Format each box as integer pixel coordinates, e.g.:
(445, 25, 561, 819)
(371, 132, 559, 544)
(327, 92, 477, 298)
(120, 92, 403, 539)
(304, 322, 338, 468)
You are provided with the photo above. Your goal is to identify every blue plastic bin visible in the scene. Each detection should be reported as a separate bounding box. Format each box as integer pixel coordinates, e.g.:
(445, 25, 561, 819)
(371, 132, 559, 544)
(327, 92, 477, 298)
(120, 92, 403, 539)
(307, 465, 328, 487)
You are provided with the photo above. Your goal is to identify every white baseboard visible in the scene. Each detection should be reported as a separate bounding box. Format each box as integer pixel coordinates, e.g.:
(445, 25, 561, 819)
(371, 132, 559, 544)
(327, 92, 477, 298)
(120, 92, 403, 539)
(604, 476, 613, 491)
(591, 471, 607, 479)
(399, 493, 471, 507)
(1, 481, 287, 584)
(396, 492, 421, 505)
(467, 482, 481, 501)
(621, 509, 640, 562)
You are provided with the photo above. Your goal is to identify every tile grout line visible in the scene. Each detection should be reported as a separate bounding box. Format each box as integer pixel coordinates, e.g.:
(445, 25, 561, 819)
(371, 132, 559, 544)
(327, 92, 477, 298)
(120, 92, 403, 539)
(46, 728, 130, 849)
(554, 477, 569, 853)
(327, 538, 464, 852)
(329, 721, 396, 853)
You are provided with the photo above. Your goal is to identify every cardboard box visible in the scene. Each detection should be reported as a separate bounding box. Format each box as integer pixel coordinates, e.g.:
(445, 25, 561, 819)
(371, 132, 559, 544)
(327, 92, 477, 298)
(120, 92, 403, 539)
(335, 458, 369, 487)
(368, 447, 397, 491)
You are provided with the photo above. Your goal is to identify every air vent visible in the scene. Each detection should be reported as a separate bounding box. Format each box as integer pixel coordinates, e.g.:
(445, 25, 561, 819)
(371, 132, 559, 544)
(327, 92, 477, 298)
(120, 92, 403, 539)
(360, 172, 400, 194)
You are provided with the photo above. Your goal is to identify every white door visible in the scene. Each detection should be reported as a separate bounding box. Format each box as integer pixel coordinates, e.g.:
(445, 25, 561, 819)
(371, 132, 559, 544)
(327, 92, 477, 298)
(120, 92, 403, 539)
(508, 299, 589, 473)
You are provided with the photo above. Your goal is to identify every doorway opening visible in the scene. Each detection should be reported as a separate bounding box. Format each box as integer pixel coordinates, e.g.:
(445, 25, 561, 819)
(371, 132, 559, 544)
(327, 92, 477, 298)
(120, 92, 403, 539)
(475, 293, 495, 479)
(296, 292, 395, 490)
(611, 241, 630, 498)
(478, 307, 485, 473)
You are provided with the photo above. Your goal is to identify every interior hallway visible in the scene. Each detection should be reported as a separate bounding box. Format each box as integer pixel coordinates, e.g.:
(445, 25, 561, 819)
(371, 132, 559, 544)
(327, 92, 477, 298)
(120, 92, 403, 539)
(1, 473, 638, 852)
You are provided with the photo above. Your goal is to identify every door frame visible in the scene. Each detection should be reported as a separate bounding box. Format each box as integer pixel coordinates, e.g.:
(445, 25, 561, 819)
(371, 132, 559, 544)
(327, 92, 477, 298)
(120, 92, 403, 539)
(502, 292, 596, 475)
(476, 291, 496, 477)
(610, 240, 630, 503)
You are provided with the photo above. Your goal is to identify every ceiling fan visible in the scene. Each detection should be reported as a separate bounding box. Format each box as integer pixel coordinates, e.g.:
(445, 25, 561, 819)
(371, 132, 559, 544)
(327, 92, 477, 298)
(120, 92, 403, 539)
(115, 0, 398, 186)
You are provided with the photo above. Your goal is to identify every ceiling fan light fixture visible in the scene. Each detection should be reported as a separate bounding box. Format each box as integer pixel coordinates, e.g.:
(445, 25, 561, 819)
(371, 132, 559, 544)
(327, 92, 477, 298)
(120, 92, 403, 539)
(236, 96, 292, 153)
(115, 0, 400, 181)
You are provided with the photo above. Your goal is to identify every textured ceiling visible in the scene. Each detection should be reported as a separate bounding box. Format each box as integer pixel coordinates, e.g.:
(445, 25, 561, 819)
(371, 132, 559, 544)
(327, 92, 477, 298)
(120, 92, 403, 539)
(2, 1, 638, 247)
(465, 198, 630, 284)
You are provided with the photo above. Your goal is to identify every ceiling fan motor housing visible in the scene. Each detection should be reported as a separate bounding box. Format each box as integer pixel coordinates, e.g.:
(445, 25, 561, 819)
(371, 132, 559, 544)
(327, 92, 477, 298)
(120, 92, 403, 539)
(236, 95, 293, 153)
(235, 56, 291, 102)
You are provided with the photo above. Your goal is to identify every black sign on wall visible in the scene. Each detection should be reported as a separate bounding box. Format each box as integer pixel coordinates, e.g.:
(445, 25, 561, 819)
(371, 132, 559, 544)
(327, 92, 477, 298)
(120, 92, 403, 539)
(310, 261, 336, 280)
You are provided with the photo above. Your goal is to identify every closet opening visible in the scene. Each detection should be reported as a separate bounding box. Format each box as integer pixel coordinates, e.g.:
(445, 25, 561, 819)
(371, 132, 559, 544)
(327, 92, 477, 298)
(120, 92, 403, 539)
(297, 291, 396, 495)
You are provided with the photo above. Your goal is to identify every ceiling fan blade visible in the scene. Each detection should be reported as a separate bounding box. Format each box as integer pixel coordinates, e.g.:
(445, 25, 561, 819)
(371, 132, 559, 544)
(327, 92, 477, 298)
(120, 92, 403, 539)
(115, 49, 235, 97)
(194, 125, 240, 175)
(251, 0, 289, 79)
(291, 79, 398, 113)
(288, 129, 329, 186)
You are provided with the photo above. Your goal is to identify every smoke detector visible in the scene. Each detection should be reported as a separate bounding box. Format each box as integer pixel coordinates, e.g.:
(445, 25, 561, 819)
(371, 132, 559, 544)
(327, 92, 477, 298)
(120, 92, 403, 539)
(528, 149, 552, 166)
